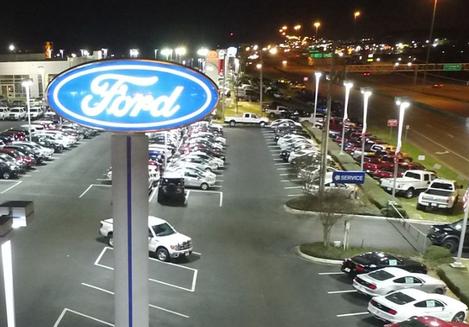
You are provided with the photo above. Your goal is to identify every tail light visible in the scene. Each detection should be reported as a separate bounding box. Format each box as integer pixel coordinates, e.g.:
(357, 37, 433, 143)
(368, 283, 377, 290)
(387, 308, 397, 315)
(355, 264, 365, 273)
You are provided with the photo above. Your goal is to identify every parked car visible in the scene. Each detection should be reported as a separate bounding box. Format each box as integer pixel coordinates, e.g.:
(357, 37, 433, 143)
(341, 252, 427, 276)
(99, 216, 192, 261)
(7, 107, 26, 120)
(381, 170, 437, 198)
(427, 219, 469, 253)
(157, 172, 186, 204)
(417, 179, 460, 212)
(224, 112, 269, 127)
(353, 267, 446, 297)
(0, 161, 19, 179)
(368, 288, 467, 323)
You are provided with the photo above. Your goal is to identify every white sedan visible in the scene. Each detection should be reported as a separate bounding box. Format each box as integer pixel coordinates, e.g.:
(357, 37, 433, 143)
(368, 288, 467, 323)
(353, 267, 447, 297)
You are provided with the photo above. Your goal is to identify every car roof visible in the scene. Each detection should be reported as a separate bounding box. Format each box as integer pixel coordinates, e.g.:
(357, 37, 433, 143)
(162, 171, 184, 179)
(104, 216, 167, 227)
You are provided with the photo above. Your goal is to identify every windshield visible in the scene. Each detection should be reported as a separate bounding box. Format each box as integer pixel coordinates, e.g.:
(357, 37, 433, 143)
(385, 292, 415, 305)
(431, 182, 453, 190)
(152, 223, 175, 237)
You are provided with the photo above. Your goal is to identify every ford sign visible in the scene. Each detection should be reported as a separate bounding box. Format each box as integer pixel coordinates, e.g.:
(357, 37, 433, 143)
(46, 60, 219, 132)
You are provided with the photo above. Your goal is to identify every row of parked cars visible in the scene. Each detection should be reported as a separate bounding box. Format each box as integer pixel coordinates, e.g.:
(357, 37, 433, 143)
(0, 98, 50, 120)
(268, 118, 355, 197)
(340, 251, 468, 325)
(0, 120, 98, 179)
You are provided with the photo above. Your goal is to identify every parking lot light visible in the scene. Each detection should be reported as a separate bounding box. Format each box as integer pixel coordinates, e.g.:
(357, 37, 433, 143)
(2, 240, 15, 327)
(340, 81, 354, 154)
(360, 88, 372, 170)
(312, 72, 322, 127)
(392, 97, 410, 198)
(22, 79, 33, 142)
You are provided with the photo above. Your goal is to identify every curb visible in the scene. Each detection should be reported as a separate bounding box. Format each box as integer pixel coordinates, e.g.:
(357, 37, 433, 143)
(284, 204, 441, 225)
(295, 246, 342, 265)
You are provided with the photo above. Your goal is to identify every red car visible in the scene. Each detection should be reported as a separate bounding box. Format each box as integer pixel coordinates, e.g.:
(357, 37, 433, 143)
(372, 166, 405, 179)
(0, 148, 33, 167)
(385, 316, 469, 327)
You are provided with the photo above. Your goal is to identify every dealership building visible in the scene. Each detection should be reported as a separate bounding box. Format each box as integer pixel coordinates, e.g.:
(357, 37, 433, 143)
(0, 52, 102, 101)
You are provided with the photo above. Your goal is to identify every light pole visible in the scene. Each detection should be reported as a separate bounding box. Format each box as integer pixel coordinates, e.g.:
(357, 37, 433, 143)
(341, 81, 354, 154)
(360, 88, 372, 170)
(257, 61, 263, 111)
(313, 21, 321, 39)
(423, 0, 438, 85)
(161, 48, 172, 61)
(175, 47, 187, 63)
(312, 72, 322, 127)
(22, 80, 33, 142)
(353, 11, 361, 40)
(154, 49, 159, 59)
(392, 97, 411, 199)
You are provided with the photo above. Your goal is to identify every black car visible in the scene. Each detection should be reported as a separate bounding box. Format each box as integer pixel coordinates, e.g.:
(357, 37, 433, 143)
(341, 252, 427, 276)
(427, 219, 469, 253)
(0, 161, 18, 179)
(157, 176, 186, 205)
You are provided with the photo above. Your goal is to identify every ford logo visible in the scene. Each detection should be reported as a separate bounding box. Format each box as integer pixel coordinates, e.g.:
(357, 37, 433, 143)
(46, 60, 219, 132)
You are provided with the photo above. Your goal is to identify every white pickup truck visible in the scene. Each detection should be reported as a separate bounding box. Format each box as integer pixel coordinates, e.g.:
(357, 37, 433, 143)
(417, 179, 460, 212)
(380, 170, 436, 198)
(224, 112, 269, 127)
(264, 105, 289, 117)
(99, 215, 192, 261)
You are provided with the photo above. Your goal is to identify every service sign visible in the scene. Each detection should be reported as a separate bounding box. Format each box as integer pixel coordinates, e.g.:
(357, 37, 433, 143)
(46, 60, 219, 132)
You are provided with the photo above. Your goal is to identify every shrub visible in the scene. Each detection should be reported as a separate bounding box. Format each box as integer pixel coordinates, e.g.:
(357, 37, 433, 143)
(423, 245, 453, 266)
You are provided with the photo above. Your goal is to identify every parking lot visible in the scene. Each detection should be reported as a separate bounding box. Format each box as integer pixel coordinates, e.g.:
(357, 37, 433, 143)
(0, 124, 448, 327)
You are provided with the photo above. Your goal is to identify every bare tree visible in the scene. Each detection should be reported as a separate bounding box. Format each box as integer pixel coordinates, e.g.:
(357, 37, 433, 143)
(316, 191, 356, 248)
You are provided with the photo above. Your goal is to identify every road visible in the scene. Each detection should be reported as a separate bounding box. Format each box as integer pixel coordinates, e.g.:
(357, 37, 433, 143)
(260, 63, 469, 179)
(0, 122, 431, 327)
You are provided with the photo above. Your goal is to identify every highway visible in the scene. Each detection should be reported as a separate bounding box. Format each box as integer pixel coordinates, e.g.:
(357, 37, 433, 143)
(262, 63, 469, 180)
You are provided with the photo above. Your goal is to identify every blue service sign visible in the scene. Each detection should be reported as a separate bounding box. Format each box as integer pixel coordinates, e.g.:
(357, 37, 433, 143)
(46, 60, 219, 132)
(332, 171, 365, 184)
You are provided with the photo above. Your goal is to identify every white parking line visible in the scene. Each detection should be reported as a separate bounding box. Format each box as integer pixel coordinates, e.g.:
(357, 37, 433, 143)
(53, 308, 113, 327)
(78, 184, 111, 198)
(94, 247, 199, 292)
(318, 272, 344, 275)
(336, 312, 369, 318)
(287, 194, 303, 197)
(22, 174, 32, 178)
(279, 173, 293, 176)
(276, 168, 290, 170)
(273, 159, 283, 161)
(274, 163, 290, 165)
(81, 283, 190, 319)
(284, 186, 303, 189)
(328, 290, 357, 294)
(1, 181, 22, 194)
(148, 187, 158, 202)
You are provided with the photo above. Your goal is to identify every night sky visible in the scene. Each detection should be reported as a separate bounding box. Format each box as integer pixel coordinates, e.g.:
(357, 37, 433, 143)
(2, 0, 469, 55)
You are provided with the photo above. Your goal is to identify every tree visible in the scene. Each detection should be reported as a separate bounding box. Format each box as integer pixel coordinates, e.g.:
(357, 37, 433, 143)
(316, 191, 356, 248)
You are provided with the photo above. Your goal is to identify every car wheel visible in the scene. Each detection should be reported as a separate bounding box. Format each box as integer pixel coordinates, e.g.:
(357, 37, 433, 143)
(2, 172, 10, 180)
(405, 188, 414, 199)
(107, 233, 114, 247)
(442, 239, 458, 253)
(452, 312, 466, 322)
(156, 247, 169, 262)
(205, 167, 212, 173)
(260, 122, 266, 128)
(433, 288, 445, 294)
(200, 183, 209, 190)
(229, 120, 236, 127)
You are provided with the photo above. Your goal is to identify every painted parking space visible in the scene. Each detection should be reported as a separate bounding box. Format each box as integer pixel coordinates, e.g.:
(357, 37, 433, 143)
(78, 184, 112, 199)
(186, 189, 223, 207)
(54, 308, 113, 327)
(95, 247, 198, 292)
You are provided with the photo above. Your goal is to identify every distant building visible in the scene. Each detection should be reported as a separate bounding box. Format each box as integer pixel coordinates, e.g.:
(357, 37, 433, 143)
(0, 51, 103, 100)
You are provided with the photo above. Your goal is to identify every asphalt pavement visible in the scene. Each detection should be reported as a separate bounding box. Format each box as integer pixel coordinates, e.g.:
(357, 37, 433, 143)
(0, 123, 436, 327)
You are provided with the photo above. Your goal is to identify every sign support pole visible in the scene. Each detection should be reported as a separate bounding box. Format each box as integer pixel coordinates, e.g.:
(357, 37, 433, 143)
(452, 190, 469, 269)
(112, 134, 149, 327)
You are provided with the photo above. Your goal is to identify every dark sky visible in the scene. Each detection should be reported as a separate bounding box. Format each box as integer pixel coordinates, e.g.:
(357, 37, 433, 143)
(2, 0, 469, 55)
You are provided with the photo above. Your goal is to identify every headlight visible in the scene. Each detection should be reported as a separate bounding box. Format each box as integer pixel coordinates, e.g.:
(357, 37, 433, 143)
(170, 245, 178, 250)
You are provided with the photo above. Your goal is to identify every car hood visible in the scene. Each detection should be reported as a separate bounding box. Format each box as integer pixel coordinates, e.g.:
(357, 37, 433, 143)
(157, 232, 191, 244)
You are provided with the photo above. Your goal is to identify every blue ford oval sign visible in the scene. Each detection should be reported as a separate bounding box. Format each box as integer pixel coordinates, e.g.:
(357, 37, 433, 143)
(46, 60, 219, 132)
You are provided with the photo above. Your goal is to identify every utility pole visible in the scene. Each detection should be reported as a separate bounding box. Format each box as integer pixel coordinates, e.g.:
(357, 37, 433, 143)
(423, 0, 438, 85)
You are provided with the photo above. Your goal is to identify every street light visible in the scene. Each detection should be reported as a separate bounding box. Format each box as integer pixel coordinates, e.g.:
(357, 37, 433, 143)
(8, 44, 15, 52)
(129, 49, 139, 58)
(175, 47, 187, 63)
(282, 25, 288, 31)
(294, 24, 302, 31)
(197, 47, 209, 57)
(360, 88, 372, 170)
(312, 72, 322, 127)
(392, 97, 410, 198)
(423, 0, 438, 85)
(340, 81, 354, 154)
(354, 10, 361, 40)
(313, 21, 321, 39)
(161, 48, 173, 61)
(21, 80, 33, 142)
